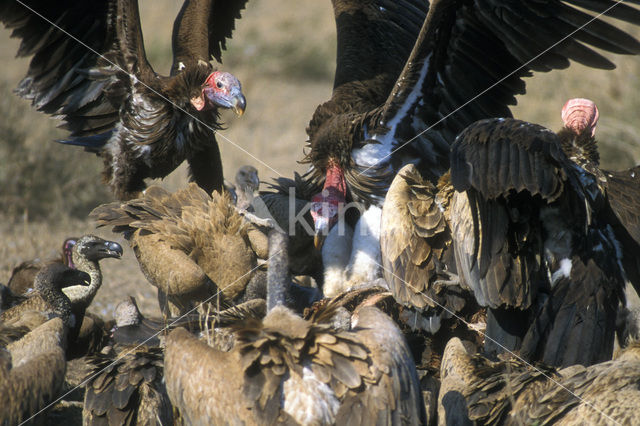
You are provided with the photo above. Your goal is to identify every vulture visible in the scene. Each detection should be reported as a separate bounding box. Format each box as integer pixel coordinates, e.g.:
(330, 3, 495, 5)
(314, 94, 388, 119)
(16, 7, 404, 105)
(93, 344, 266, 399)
(108, 295, 221, 347)
(82, 298, 173, 426)
(0, 283, 25, 313)
(109, 296, 165, 347)
(7, 237, 77, 296)
(82, 344, 171, 426)
(91, 183, 320, 318)
(449, 99, 640, 367)
(383, 98, 640, 369)
(0, 318, 70, 425)
(253, 173, 324, 279)
(440, 337, 640, 425)
(381, 164, 477, 335)
(304, 0, 640, 245)
(2, 235, 122, 360)
(0, 0, 248, 200)
(57, 235, 123, 358)
(60, 235, 123, 311)
(91, 184, 267, 317)
(164, 228, 426, 425)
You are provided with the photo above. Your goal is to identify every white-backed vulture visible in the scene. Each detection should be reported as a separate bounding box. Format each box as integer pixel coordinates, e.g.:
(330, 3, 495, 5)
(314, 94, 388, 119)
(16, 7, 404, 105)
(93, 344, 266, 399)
(164, 229, 426, 424)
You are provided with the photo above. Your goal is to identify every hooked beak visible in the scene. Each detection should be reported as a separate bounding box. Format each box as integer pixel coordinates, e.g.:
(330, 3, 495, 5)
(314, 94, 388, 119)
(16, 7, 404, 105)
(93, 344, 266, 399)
(232, 93, 246, 116)
(101, 241, 124, 259)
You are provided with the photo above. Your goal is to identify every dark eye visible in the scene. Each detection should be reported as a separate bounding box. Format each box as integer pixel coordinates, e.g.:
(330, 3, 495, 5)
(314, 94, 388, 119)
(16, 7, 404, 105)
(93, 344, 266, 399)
(216, 81, 223, 89)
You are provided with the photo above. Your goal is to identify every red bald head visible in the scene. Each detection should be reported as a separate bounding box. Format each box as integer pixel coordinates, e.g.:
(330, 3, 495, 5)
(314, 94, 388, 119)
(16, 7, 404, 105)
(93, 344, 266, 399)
(191, 71, 246, 115)
(310, 162, 347, 248)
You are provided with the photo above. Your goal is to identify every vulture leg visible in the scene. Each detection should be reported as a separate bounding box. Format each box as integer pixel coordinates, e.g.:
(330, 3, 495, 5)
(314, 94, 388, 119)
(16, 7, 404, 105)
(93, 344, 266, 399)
(432, 270, 461, 290)
(187, 142, 224, 195)
(237, 209, 277, 229)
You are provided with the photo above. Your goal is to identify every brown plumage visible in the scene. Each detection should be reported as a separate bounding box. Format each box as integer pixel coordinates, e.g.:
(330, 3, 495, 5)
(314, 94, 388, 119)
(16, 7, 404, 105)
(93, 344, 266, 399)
(7, 237, 77, 297)
(440, 337, 640, 425)
(0, 318, 69, 425)
(164, 229, 426, 425)
(91, 184, 269, 317)
(1, 264, 90, 329)
(381, 164, 477, 334)
(82, 345, 172, 426)
(0, 0, 247, 200)
(0, 283, 26, 313)
(303, 0, 640, 247)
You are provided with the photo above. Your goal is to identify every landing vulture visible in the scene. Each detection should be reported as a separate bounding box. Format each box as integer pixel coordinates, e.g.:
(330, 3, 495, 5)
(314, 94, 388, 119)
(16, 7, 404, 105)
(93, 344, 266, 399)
(305, 0, 640, 240)
(0, 0, 248, 200)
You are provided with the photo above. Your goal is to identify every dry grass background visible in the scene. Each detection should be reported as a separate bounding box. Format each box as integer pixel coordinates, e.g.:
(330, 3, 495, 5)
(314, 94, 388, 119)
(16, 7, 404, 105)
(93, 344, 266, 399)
(1, 0, 639, 319)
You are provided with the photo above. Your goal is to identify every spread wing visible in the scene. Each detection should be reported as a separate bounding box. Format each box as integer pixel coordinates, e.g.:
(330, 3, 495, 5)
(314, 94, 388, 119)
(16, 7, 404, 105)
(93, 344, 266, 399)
(448, 118, 582, 309)
(171, 0, 250, 71)
(368, 0, 640, 180)
(1, 0, 157, 141)
(605, 165, 640, 245)
(601, 165, 640, 297)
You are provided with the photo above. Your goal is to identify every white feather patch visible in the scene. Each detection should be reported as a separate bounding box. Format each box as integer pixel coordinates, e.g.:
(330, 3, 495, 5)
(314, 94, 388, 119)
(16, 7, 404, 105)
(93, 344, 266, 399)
(283, 366, 340, 424)
(551, 258, 573, 285)
(351, 53, 432, 169)
(346, 205, 382, 285)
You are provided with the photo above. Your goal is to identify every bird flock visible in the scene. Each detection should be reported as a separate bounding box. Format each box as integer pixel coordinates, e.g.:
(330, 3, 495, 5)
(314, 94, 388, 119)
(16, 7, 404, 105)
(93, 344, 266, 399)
(3, 0, 640, 425)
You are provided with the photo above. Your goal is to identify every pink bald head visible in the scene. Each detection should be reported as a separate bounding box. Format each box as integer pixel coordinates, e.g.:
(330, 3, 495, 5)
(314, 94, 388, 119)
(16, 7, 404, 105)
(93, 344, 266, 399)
(561, 98, 599, 137)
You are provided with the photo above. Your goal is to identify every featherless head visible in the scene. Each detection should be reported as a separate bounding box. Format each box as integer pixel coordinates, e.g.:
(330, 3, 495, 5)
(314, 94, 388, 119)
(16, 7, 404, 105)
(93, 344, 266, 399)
(62, 237, 78, 268)
(235, 165, 260, 192)
(310, 161, 347, 248)
(561, 98, 599, 137)
(191, 71, 246, 115)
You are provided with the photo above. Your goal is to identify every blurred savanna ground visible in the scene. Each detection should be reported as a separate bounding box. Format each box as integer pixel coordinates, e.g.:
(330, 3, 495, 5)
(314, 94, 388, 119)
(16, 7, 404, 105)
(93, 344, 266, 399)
(1, 0, 639, 319)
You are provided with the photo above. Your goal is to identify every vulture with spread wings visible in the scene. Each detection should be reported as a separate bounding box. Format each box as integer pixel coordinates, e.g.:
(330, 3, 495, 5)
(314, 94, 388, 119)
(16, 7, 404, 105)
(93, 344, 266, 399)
(381, 98, 640, 368)
(305, 0, 640, 240)
(0, 0, 247, 200)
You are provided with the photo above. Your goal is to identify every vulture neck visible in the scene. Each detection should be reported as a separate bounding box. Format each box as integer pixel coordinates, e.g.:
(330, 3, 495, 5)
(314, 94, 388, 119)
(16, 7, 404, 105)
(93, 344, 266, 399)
(324, 162, 347, 198)
(557, 128, 600, 170)
(266, 229, 291, 312)
(63, 253, 102, 310)
(36, 277, 73, 327)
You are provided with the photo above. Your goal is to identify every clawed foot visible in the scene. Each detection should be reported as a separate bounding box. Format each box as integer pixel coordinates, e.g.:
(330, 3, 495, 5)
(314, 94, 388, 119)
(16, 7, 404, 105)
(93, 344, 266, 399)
(236, 208, 276, 229)
(466, 321, 486, 333)
(432, 270, 461, 291)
